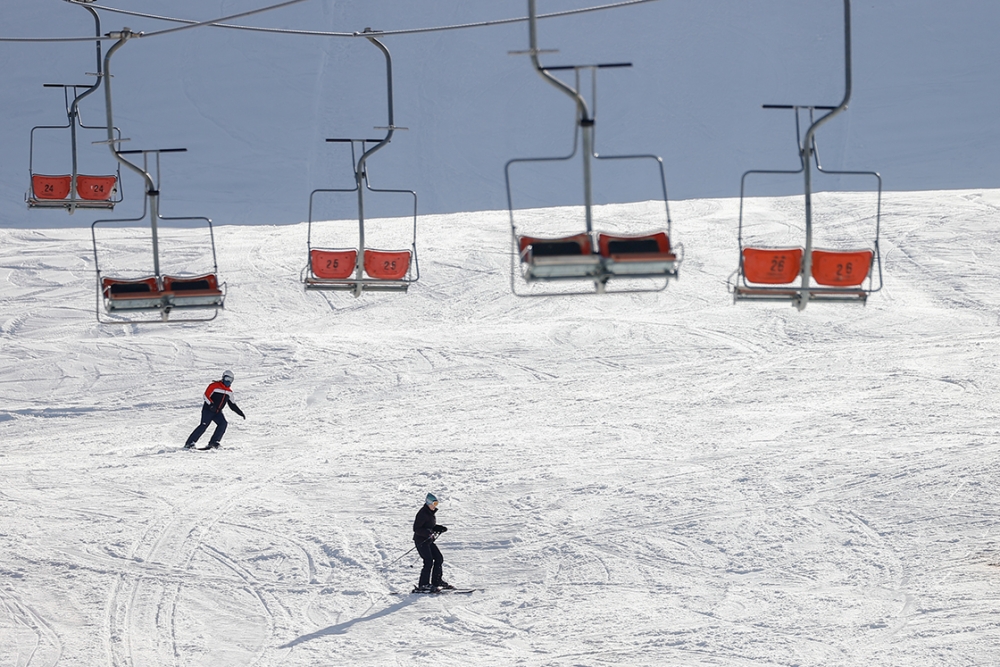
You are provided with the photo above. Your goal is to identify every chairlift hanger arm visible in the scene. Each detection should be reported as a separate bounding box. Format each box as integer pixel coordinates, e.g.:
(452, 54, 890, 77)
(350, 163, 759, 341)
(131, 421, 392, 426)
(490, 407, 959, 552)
(797, 0, 852, 312)
(526, 0, 592, 123)
(801, 0, 852, 152)
(100, 29, 160, 195)
(67, 0, 105, 114)
(353, 32, 396, 187)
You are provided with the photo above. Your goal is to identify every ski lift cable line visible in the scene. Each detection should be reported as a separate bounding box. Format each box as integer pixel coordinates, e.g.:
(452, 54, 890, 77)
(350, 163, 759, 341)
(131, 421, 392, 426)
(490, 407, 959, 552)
(91, 0, 662, 37)
(0, 0, 313, 43)
(5, 0, 661, 43)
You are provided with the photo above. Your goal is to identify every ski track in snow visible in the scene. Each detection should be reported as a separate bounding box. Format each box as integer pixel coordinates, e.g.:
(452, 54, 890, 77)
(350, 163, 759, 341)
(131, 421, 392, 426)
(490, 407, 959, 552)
(2, 192, 1000, 666)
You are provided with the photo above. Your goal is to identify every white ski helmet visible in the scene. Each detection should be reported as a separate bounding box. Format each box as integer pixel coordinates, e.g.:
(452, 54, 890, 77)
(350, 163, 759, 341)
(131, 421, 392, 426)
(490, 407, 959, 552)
(222, 370, 235, 385)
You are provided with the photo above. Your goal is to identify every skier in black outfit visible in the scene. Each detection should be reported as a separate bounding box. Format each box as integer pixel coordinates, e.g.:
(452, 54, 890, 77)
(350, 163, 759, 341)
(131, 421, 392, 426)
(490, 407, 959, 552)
(184, 370, 245, 450)
(412, 493, 453, 593)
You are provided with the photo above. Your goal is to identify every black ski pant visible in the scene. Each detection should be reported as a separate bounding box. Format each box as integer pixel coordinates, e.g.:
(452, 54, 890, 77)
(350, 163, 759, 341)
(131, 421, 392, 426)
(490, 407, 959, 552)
(415, 539, 443, 587)
(186, 404, 228, 446)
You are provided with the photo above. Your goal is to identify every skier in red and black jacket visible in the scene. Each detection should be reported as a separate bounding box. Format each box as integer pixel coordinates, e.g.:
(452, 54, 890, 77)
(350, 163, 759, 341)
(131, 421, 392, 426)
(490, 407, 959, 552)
(184, 370, 245, 450)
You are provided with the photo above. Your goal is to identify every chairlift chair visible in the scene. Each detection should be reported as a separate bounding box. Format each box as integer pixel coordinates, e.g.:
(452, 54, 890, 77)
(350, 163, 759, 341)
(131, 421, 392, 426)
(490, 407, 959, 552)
(302, 33, 419, 297)
(91, 29, 224, 324)
(505, 0, 681, 297)
(26, 2, 123, 213)
(728, 0, 883, 310)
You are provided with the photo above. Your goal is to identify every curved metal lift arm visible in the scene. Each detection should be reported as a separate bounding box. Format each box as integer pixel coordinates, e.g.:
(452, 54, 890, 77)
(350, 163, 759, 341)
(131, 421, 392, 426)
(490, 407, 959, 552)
(527, 0, 597, 235)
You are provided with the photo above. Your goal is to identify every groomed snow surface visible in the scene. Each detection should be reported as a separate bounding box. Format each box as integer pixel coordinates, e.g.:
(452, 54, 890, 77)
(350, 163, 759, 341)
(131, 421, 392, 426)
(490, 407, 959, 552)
(2, 191, 1000, 666)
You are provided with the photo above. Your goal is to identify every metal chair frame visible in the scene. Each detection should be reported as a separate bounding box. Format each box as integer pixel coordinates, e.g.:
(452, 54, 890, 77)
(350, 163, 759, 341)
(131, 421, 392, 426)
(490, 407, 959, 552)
(91, 29, 224, 324)
(26, 2, 123, 213)
(302, 33, 419, 298)
(729, 0, 882, 310)
(505, 0, 681, 297)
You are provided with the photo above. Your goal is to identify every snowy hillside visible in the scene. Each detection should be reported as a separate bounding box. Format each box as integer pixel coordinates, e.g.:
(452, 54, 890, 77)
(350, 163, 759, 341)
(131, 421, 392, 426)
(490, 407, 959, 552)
(2, 189, 1000, 665)
(2, 0, 1000, 228)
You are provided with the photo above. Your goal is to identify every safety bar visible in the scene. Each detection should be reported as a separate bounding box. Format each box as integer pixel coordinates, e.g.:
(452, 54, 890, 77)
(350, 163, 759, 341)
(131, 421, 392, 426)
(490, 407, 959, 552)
(326, 138, 386, 144)
(118, 148, 187, 155)
(544, 62, 632, 71)
(763, 104, 837, 110)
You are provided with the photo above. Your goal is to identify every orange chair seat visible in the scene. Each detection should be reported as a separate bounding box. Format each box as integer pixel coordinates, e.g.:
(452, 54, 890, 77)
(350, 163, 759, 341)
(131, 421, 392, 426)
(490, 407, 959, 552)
(364, 250, 411, 281)
(32, 174, 72, 200)
(811, 249, 873, 287)
(742, 247, 803, 285)
(310, 249, 358, 280)
(76, 175, 117, 201)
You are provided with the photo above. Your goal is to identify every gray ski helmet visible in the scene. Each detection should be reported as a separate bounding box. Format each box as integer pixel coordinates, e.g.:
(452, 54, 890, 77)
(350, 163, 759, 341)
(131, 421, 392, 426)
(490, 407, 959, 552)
(222, 370, 234, 385)
(426, 493, 438, 505)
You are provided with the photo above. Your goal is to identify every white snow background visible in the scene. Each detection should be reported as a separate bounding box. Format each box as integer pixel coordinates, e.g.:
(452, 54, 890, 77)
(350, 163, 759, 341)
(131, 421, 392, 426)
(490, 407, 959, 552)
(2, 1, 1000, 667)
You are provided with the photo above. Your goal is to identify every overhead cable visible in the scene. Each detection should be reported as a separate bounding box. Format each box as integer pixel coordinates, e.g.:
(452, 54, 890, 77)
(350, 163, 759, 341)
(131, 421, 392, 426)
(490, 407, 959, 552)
(1, 0, 660, 42)
(0, 0, 313, 43)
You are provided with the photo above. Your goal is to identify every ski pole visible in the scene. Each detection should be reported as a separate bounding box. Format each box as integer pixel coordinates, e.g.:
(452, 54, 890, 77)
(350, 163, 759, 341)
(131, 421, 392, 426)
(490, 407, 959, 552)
(383, 545, 418, 569)
(383, 533, 438, 569)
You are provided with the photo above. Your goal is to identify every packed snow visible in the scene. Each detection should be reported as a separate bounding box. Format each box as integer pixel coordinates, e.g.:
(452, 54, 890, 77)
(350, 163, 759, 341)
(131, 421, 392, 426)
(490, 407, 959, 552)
(2, 189, 1000, 666)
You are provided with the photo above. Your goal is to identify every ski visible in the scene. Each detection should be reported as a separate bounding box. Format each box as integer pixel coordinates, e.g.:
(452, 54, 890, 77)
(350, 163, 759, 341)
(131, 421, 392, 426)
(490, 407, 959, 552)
(393, 588, 479, 596)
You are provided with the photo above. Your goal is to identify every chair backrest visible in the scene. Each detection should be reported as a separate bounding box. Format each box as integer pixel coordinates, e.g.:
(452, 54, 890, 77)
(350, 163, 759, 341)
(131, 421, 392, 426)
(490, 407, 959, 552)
(32, 174, 72, 200)
(364, 250, 411, 280)
(102, 276, 160, 297)
(310, 249, 358, 280)
(162, 274, 221, 293)
(597, 232, 671, 257)
(811, 249, 873, 287)
(76, 175, 117, 201)
(518, 233, 592, 258)
(742, 247, 803, 285)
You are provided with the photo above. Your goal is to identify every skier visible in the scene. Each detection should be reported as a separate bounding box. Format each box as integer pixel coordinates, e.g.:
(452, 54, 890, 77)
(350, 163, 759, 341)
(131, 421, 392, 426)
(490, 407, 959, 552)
(184, 370, 245, 450)
(412, 493, 453, 593)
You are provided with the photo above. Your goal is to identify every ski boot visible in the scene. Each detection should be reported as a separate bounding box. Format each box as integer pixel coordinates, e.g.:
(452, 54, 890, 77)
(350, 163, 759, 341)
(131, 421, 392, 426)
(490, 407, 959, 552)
(412, 584, 440, 594)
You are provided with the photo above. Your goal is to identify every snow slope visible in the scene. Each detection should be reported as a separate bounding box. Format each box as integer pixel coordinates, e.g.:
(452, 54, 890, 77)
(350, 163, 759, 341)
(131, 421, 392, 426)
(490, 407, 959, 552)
(2, 190, 1000, 666)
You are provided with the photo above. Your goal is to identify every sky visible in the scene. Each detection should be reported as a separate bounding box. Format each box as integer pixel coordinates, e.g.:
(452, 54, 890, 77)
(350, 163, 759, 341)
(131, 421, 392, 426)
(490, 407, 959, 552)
(1, 0, 999, 228)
